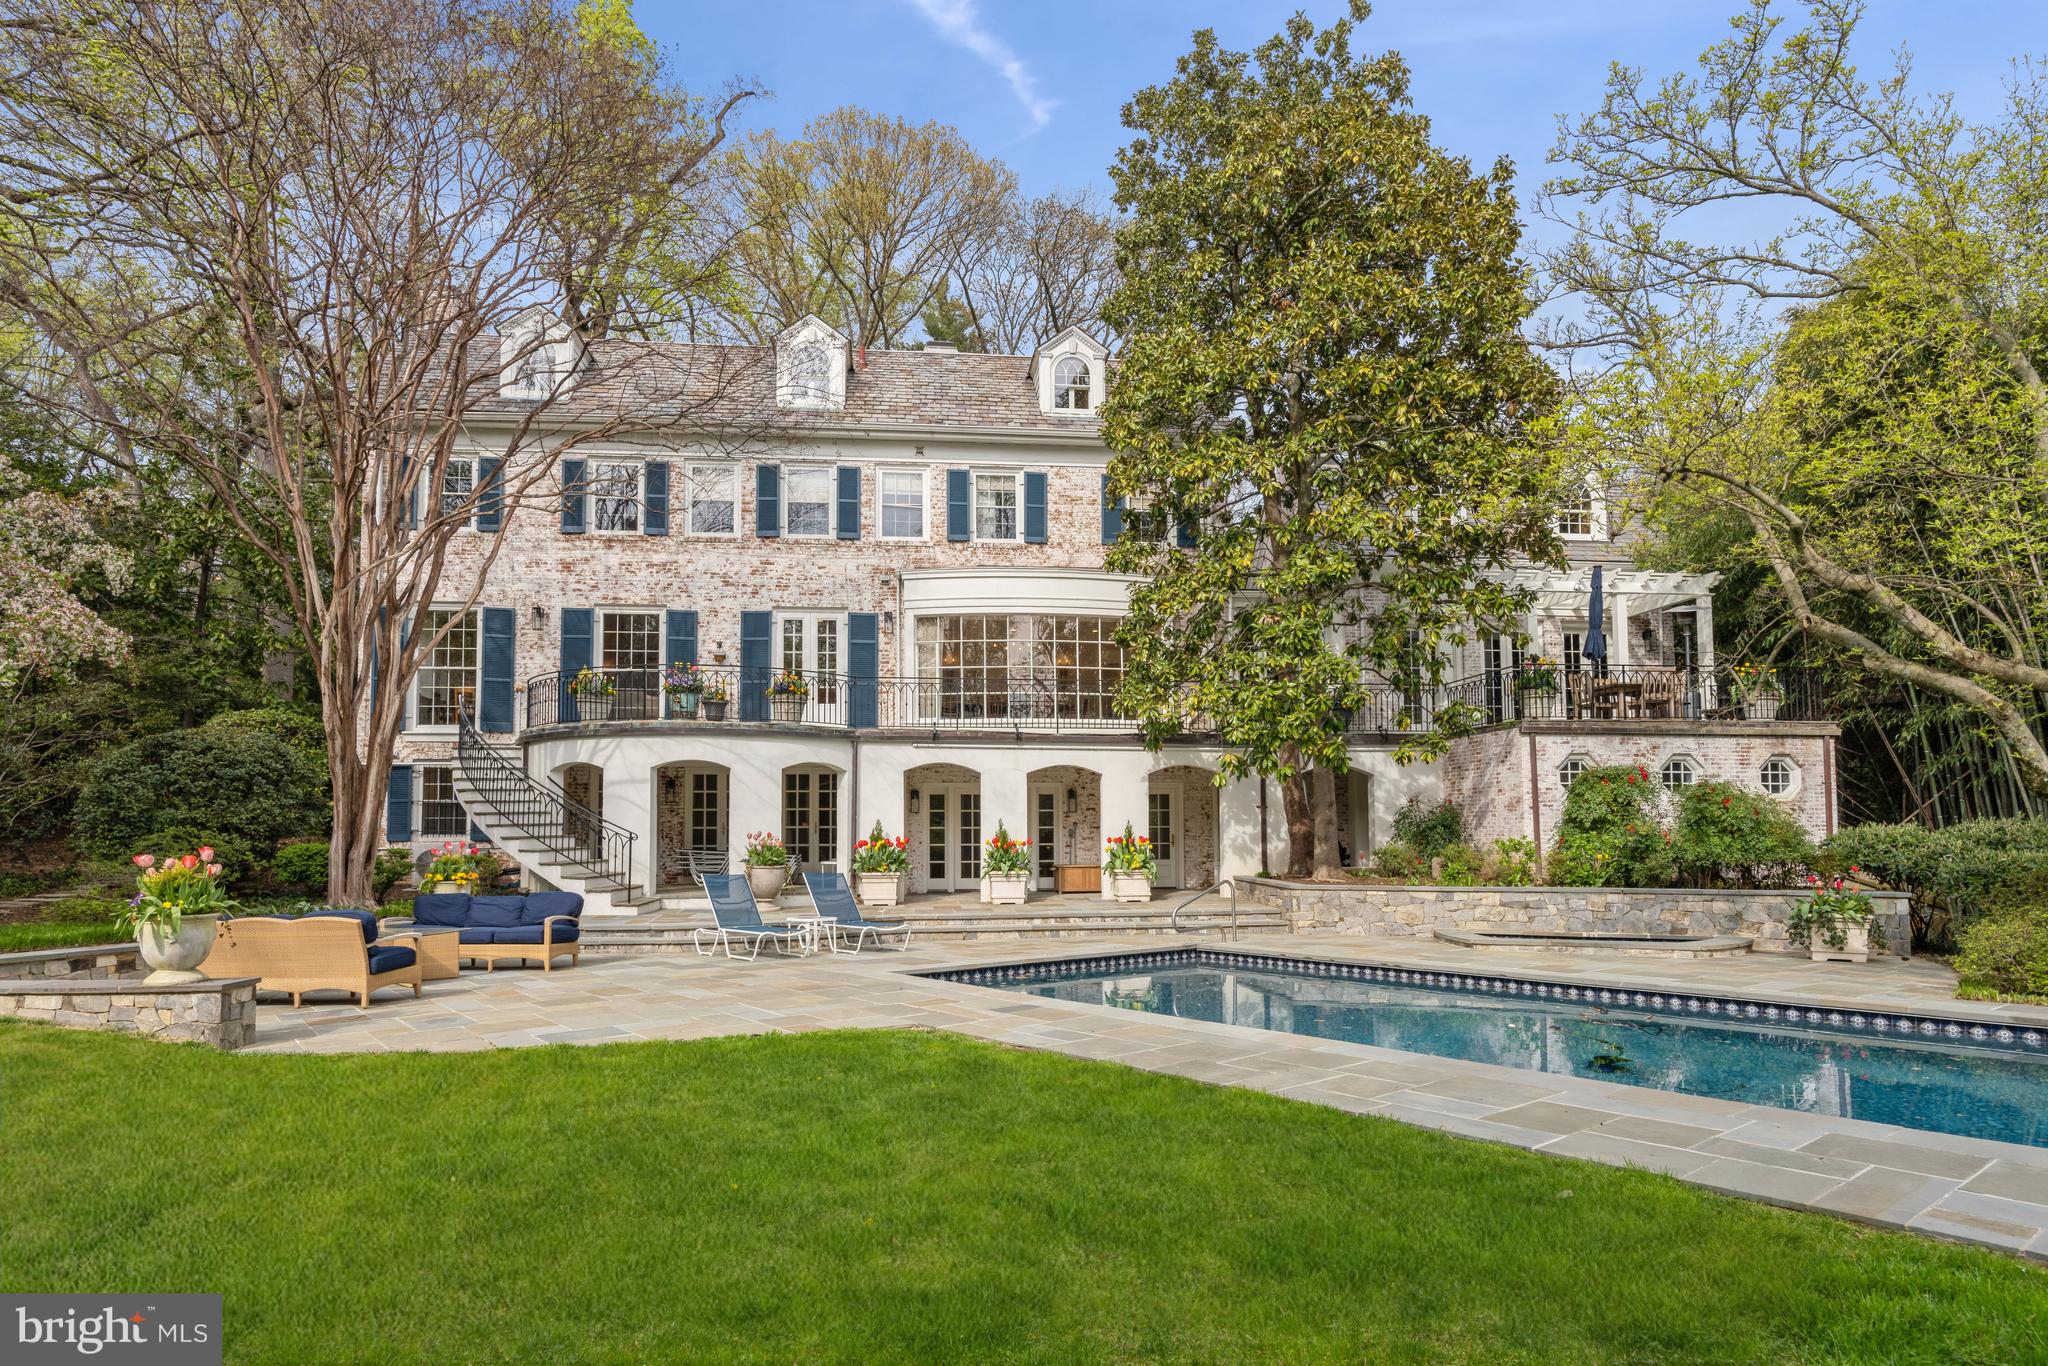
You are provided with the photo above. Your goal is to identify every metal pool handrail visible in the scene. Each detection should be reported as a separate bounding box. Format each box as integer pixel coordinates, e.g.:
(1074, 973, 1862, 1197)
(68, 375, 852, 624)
(1170, 881, 1238, 942)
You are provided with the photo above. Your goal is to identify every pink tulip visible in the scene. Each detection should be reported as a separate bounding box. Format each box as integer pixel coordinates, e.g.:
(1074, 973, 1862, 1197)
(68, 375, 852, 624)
(180, 854, 199, 870)
(133, 854, 154, 868)
(205, 863, 223, 877)
(197, 845, 214, 861)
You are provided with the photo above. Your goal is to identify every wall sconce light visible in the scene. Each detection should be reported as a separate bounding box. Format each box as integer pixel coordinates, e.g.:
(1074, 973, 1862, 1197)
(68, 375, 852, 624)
(883, 610, 895, 630)
(909, 788, 921, 815)
(530, 604, 546, 627)
(1065, 787, 1077, 816)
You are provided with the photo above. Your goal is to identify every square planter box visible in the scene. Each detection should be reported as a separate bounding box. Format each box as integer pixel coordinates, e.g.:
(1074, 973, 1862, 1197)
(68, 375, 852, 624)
(980, 873, 1029, 906)
(1809, 921, 1870, 964)
(856, 872, 907, 908)
(1106, 871, 1155, 904)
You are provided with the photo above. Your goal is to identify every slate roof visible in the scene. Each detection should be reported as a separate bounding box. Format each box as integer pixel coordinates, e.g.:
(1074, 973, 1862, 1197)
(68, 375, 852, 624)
(459, 336, 1104, 439)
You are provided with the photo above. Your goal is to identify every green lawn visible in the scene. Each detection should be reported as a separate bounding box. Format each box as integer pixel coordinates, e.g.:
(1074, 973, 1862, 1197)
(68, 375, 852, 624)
(3, 1025, 2042, 1364)
(0, 920, 127, 952)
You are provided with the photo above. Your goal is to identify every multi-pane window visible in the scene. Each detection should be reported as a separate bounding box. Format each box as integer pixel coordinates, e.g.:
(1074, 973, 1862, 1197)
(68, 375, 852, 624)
(913, 614, 1125, 723)
(778, 614, 841, 704)
(787, 345, 831, 405)
(414, 608, 478, 727)
(782, 770, 838, 869)
(1034, 615, 1125, 720)
(1557, 485, 1599, 539)
(878, 469, 925, 539)
(916, 615, 1011, 720)
(785, 465, 833, 537)
(419, 766, 467, 837)
(1035, 791, 1057, 880)
(689, 771, 722, 855)
(1053, 356, 1091, 410)
(1558, 755, 1592, 791)
(1659, 756, 1698, 788)
(687, 463, 736, 534)
(1760, 757, 1796, 796)
(441, 458, 474, 524)
(974, 472, 1018, 541)
(590, 461, 641, 533)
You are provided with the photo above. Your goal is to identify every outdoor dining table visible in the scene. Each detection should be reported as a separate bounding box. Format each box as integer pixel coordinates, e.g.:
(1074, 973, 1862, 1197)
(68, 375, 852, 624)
(1585, 678, 1647, 718)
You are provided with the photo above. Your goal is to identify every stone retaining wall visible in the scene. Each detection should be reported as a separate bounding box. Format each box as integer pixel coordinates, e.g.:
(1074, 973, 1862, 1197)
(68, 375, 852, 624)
(0, 943, 140, 979)
(1236, 878, 1911, 956)
(0, 943, 257, 1049)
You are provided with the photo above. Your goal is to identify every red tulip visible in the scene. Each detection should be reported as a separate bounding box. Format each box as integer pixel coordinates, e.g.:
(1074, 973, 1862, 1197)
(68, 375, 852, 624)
(133, 854, 154, 868)
(180, 854, 199, 869)
(205, 863, 223, 877)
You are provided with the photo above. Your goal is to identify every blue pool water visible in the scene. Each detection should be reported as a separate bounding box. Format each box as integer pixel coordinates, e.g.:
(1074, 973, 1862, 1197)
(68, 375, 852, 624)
(949, 951, 2048, 1148)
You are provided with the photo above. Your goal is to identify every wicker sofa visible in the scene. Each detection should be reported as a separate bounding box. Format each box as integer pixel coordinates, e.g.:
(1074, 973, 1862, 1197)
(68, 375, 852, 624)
(398, 891, 584, 971)
(200, 909, 424, 1007)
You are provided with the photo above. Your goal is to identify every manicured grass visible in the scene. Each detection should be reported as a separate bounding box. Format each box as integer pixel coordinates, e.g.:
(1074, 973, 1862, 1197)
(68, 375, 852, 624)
(0, 920, 127, 952)
(3, 1025, 2042, 1364)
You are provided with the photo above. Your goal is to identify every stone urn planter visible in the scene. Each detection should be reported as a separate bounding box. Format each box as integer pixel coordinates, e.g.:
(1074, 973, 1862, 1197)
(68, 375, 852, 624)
(136, 912, 220, 985)
(748, 863, 789, 903)
(1809, 921, 1870, 964)
(980, 872, 1029, 906)
(770, 694, 807, 724)
(1107, 871, 1155, 904)
(856, 872, 907, 908)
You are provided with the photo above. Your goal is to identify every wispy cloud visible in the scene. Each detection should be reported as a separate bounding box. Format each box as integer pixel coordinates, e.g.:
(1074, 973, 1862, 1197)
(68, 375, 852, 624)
(904, 0, 1055, 134)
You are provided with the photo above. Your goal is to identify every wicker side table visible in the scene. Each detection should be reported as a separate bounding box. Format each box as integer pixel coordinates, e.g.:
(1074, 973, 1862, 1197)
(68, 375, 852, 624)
(382, 924, 460, 981)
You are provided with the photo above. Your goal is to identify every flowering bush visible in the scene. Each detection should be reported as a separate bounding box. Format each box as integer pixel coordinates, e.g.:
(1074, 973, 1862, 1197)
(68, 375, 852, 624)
(768, 670, 810, 697)
(851, 821, 909, 874)
(568, 667, 615, 697)
(662, 662, 704, 695)
(983, 823, 1031, 876)
(1547, 764, 1673, 887)
(425, 840, 492, 889)
(1788, 872, 1879, 952)
(1103, 822, 1158, 878)
(1672, 780, 1813, 887)
(121, 848, 236, 934)
(1515, 656, 1558, 693)
(743, 832, 788, 868)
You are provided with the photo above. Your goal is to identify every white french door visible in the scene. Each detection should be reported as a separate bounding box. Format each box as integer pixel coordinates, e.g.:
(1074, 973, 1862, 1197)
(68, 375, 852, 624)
(777, 612, 842, 706)
(1148, 789, 1181, 891)
(923, 787, 982, 893)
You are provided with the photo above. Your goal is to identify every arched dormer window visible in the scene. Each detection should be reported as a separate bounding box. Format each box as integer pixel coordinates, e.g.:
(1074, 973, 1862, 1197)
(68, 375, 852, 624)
(1054, 356, 1092, 411)
(789, 344, 830, 406)
(511, 342, 551, 395)
(1557, 484, 1602, 539)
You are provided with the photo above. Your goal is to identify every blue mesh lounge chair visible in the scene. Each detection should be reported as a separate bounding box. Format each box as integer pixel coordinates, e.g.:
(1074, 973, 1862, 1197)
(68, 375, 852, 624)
(697, 873, 809, 961)
(802, 871, 912, 953)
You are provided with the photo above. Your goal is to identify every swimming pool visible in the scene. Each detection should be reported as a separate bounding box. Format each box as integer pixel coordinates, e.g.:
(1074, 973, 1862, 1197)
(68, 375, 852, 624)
(938, 949, 2048, 1148)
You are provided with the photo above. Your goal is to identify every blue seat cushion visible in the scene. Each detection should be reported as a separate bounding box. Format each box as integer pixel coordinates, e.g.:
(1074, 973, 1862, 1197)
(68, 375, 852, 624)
(411, 893, 472, 927)
(366, 944, 416, 974)
(305, 908, 379, 943)
(457, 927, 501, 945)
(480, 924, 580, 945)
(519, 891, 584, 926)
(468, 894, 526, 928)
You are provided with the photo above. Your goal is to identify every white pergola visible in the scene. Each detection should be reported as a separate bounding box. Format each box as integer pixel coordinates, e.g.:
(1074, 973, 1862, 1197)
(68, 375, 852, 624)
(1489, 566, 1721, 669)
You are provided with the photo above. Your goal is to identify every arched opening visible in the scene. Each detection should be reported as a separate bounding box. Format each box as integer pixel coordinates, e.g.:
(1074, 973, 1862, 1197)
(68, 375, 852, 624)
(905, 762, 981, 894)
(1026, 765, 1101, 894)
(1147, 765, 1221, 891)
(655, 760, 730, 890)
(554, 762, 605, 859)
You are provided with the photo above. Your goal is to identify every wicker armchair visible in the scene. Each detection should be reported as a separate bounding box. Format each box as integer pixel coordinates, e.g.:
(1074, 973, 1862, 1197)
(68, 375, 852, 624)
(200, 914, 424, 1008)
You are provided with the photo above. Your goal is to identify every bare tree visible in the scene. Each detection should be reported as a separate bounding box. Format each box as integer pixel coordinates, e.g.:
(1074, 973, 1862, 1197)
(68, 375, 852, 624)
(951, 188, 1120, 353)
(0, 0, 757, 901)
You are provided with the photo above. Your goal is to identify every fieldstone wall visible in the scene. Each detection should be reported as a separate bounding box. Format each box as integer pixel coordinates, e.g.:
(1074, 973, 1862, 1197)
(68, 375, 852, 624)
(0, 976, 258, 1049)
(0, 944, 141, 979)
(1236, 878, 1912, 956)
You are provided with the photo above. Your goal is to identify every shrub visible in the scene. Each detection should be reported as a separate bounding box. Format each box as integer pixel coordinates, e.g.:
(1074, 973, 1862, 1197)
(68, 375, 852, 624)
(1433, 842, 1484, 886)
(199, 705, 328, 784)
(1952, 910, 2048, 1002)
(269, 840, 330, 892)
(1671, 781, 1814, 887)
(1548, 764, 1672, 888)
(1392, 798, 1464, 860)
(75, 727, 326, 860)
(374, 847, 415, 898)
(1371, 839, 1425, 881)
(126, 829, 257, 885)
(1484, 838, 1540, 887)
(1822, 818, 2048, 945)
(41, 895, 129, 924)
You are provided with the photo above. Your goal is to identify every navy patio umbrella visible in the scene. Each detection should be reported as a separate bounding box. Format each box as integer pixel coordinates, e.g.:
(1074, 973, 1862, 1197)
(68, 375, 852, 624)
(1583, 565, 1607, 675)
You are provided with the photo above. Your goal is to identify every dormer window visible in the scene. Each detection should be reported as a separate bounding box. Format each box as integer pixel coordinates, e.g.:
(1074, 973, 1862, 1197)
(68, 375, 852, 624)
(775, 315, 848, 410)
(789, 345, 831, 406)
(498, 305, 581, 401)
(1557, 484, 1605, 540)
(1054, 357, 1092, 411)
(511, 344, 552, 396)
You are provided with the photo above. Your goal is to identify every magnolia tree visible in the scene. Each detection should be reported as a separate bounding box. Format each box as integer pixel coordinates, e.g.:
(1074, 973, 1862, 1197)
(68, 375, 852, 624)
(0, 0, 756, 903)
(1100, 4, 1565, 878)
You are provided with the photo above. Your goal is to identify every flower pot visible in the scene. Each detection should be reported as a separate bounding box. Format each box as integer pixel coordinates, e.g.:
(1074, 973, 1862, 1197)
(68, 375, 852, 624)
(135, 912, 220, 985)
(701, 698, 728, 721)
(748, 863, 789, 903)
(1743, 695, 1781, 721)
(1107, 871, 1155, 904)
(770, 694, 807, 723)
(981, 872, 1029, 906)
(574, 693, 616, 722)
(669, 690, 701, 718)
(1810, 920, 1870, 964)
(856, 872, 907, 907)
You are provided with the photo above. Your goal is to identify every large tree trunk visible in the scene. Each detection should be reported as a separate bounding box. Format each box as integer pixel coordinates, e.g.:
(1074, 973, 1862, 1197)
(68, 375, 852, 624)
(1310, 766, 1342, 879)
(1281, 770, 1314, 879)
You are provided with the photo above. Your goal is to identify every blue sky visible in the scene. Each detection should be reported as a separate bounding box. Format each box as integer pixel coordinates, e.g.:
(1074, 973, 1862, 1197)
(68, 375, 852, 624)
(649, 0, 2038, 233)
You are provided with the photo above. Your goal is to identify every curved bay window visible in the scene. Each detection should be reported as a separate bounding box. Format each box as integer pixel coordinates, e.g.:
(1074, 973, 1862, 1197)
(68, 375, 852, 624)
(913, 614, 1126, 725)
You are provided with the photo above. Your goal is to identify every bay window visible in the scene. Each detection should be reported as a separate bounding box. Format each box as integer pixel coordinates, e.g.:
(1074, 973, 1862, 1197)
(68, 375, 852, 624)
(912, 613, 1126, 724)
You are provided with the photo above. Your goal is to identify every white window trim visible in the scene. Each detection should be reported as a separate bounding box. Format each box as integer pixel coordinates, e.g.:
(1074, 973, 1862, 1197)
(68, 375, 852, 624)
(1053, 356, 1094, 413)
(875, 467, 930, 543)
(440, 456, 479, 532)
(417, 764, 471, 839)
(972, 469, 1022, 544)
(1659, 754, 1699, 788)
(782, 463, 838, 540)
(585, 458, 644, 537)
(598, 607, 664, 670)
(1760, 754, 1802, 799)
(407, 605, 481, 735)
(684, 462, 740, 539)
(1557, 484, 1609, 541)
(1557, 752, 1595, 791)
(783, 344, 834, 409)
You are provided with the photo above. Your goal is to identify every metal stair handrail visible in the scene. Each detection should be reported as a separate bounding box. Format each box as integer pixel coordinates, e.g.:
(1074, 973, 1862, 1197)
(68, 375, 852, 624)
(1169, 880, 1239, 942)
(457, 705, 637, 895)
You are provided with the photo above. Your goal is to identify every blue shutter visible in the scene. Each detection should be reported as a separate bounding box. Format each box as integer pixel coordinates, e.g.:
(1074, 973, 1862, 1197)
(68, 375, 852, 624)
(836, 465, 860, 540)
(755, 463, 781, 537)
(847, 612, 879, 729)
(386, 765, 414, 843)
(643, 461, 669, 536)
(480, 607, 515, 733)
(739, 610, 772, 721)
(469, 818, 489, 845)
(946, 468, 971, 542)
(475, 457, 503, 531)
(560, 458, 586, 534)
(1100, 473, 1124, 544)
(559, 607, 593, 722)
(1023, 471, 1048, 544)
(1175, 517, 1197, 549)
(664, 609, 698, 718)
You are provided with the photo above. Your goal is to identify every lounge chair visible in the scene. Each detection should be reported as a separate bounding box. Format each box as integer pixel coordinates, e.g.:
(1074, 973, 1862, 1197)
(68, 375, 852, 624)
(200, 909, 424, 1007)
(696, 873, 810, 961)
(802, 871, 912, 953)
